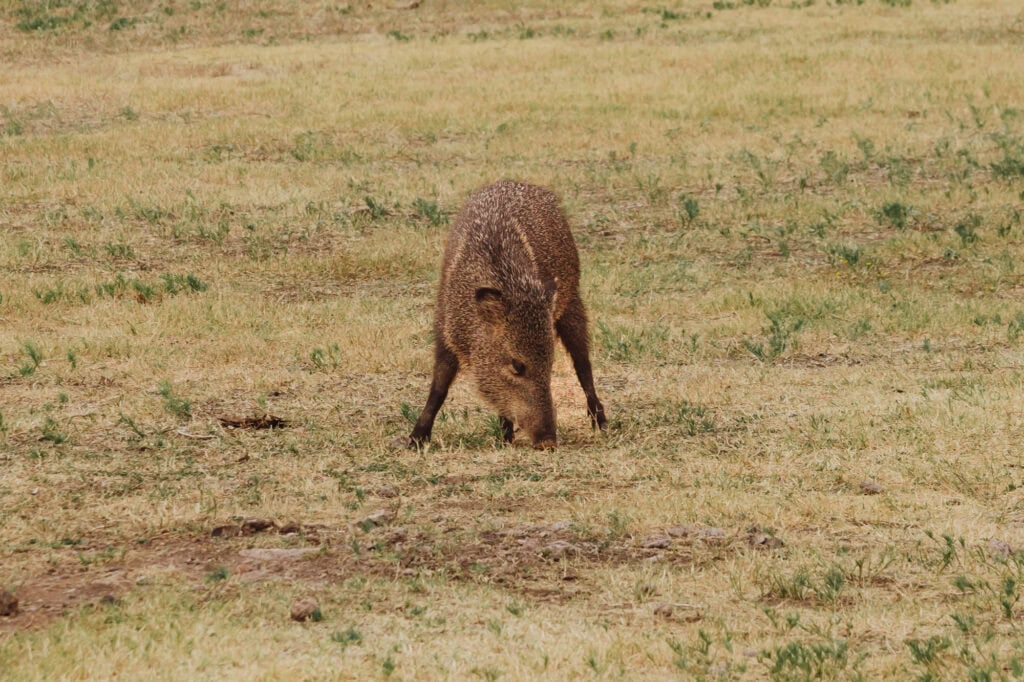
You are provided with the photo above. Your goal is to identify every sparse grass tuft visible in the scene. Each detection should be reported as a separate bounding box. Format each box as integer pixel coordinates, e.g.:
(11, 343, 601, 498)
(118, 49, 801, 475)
(19, 341, 43, 376)
(596, 320, 668, 362)
(878, 201, 911, 229)
(826, 243, 863, 267)
(331, 627, 362, 646)
(743, 309, 806, 363)
(678, 193, 700, 225)
(157, 380, 192, 420)
(40, 416, 67, 444)
(412, 197, 448, 227)
(206, 566, 229, 582)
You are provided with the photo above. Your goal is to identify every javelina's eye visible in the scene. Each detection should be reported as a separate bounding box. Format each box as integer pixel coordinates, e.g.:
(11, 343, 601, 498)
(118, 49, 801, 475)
(510, 360, 526, 376)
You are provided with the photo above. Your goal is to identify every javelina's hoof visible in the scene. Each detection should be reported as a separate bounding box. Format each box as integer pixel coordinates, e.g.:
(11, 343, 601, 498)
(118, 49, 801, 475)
(389, 434, 422, 450)
(590, 402, 608, 430)
(532, 438, 557, 451)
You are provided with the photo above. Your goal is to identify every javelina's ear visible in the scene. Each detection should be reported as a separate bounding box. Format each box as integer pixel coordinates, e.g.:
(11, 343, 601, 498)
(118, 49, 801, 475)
(474, 287, 505, 325)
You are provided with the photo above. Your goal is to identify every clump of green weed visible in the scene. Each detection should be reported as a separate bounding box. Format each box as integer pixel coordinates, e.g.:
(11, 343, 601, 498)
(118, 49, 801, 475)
(105, 242, 135, 259)
(109, 16, 137, 31)
(118, 413, 146, 438)
(331, 627, 362, 646)
(733, 149, 777, 188)
(93, 272, 207, 303)
(33, 283, 66, 305)
(596, 321, 668, 362)
(362, 196, 390, 221)
(19, 341, 43, 376)
(399, 402, 418, 425)
(826, 243, 862, 267)
(743, 309, 806, 363)
(516, 24, 539, 39)
(1, 107, 23, 136)
(819, 150, 850, 184)
(762, 637, 855, 680)
(878, 202, 911, 229)
(160, 273, 208, 295)
(678, 193, 700, 225)
(310, 343, 342, 371)
(1008, 312, 1024, 342)
(848, 318, 871, 341)
(853, 133, 875, 162)
(64, 236, 84, 256)
(990, 133, 1024, 179)
(649, 400, 716, 435)
(668, 628, 747, 678)
(41, 416, 68, 444)
(636, 174, 666, 204)
(412, 198, 447, 226)
(606, 509, 633, 540)
(158, 380, 192, 420)
(291, 131, 334, 161)
(206, 566, 229, 582)
(647, 7, 688, 21)
(954, 213, 980, 246)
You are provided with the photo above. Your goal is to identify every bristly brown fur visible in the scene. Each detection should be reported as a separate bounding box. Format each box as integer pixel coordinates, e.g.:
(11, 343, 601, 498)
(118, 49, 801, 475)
(405, 180, 607, 449)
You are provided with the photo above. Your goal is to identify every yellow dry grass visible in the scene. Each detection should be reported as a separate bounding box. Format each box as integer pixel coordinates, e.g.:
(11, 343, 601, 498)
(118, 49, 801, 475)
(3, 0, 1024, 678)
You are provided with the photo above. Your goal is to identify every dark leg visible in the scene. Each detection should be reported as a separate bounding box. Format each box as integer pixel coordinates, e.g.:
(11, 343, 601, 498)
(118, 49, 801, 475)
(406, 341, 459, 446)
(499, 416, 515, 444)
(555, 296, 607, 430)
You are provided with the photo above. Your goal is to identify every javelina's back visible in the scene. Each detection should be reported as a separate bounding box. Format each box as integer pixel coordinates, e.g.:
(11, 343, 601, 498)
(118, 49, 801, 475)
(438, 180, 580, 352)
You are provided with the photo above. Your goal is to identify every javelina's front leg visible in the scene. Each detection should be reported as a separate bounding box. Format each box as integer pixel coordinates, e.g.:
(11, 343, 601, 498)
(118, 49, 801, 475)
(555, 296, 607, 430)
(405, 341, 459, 447)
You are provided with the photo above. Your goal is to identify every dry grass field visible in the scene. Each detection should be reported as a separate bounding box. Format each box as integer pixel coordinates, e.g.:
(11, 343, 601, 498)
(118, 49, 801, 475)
(3, 0, 1024, 678)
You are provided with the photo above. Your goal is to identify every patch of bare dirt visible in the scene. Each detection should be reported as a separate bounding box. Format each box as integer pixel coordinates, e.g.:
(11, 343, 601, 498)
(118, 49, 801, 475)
(0, 518, 764, 633)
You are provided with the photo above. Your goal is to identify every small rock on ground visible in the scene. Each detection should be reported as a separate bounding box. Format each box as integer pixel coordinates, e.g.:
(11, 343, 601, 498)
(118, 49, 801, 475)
(541, 540, 579, 560)
(642, 534, 673, 549)
(290, 598, 320, 622)
(696, 527, 726, 542)
(358, 510, 396, 528)
(859, 480, 884, 495)
(383, 527, 407, 544)
(989, 539, 1014, 558)
(748, 533, 784, 549)
(377, 484, 399, 498)
(0, 590, 18, 617)
(242, 518, 276, 533)
(211, 524, 242, 538)
(666, 525, 697, 538)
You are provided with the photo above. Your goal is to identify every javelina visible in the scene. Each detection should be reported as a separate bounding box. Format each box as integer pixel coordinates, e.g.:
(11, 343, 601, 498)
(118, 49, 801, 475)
(402, 180, 607, 450)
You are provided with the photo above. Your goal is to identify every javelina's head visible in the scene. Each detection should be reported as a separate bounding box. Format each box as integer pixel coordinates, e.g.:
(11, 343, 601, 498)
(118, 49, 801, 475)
(472, 281, 557, 449)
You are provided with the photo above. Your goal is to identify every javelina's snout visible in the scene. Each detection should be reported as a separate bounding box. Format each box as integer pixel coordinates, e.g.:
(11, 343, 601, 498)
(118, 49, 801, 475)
(522, 393, 557, 450)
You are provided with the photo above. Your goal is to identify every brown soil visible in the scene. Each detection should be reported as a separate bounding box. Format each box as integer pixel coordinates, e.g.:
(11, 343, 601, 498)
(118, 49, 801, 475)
(1, 519, 759, 634)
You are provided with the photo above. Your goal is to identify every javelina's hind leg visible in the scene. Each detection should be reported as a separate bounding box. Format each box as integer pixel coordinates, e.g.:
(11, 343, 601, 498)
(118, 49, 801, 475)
(555, 296, 607, 430)
(499, 416, 515, 444)
(407, 342, 459, 447)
